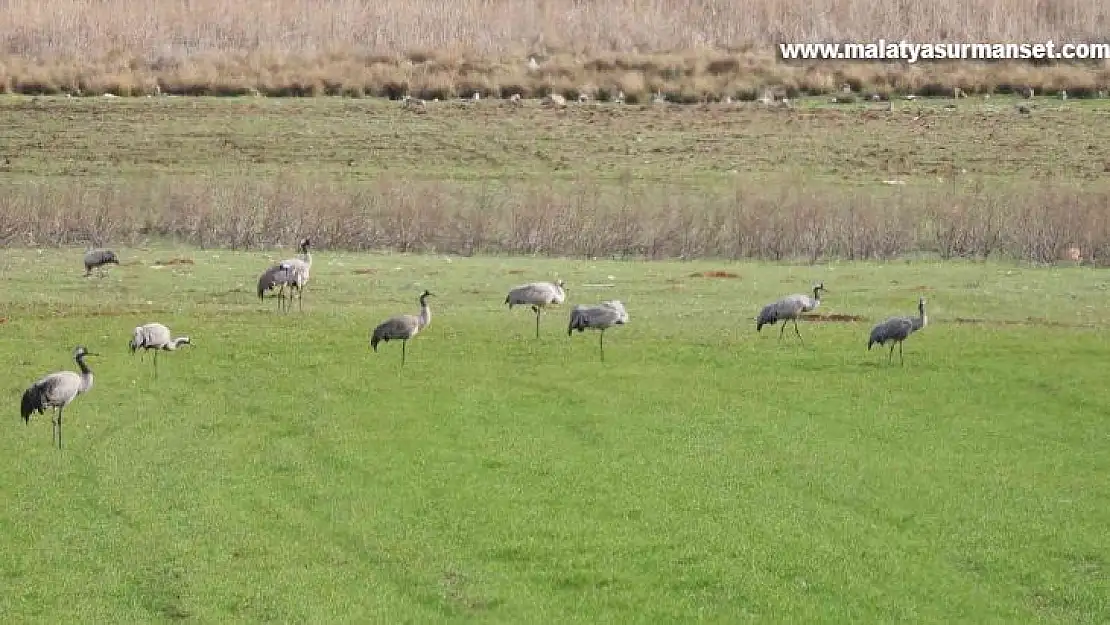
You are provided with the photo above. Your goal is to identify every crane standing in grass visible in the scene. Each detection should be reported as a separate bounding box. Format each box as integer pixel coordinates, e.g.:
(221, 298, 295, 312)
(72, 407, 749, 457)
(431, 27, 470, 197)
(277, 237, 313, 312)
(83, 249, 119, 277)
(868, 297, 928, 365)
(370, 290, 433, 366)
(20, 345, 98, 449)
(505, 279, 567, 338)
(756, 282, 826, 344)
(130, 322, 192, 378)
(568, 300, 629, 361)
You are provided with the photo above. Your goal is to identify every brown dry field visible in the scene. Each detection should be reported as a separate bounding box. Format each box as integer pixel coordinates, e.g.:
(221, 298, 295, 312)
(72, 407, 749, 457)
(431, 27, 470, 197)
(1, 0, 1110, 99)
(2, 94, 1109, 263)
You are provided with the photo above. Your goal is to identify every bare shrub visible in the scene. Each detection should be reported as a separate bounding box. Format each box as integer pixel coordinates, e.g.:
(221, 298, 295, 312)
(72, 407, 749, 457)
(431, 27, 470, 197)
(2, 173, 1109, 264)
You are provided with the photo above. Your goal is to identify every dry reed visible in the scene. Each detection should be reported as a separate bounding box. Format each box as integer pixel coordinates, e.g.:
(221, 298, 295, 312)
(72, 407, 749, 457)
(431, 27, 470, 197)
(1, 0, 1109, 99)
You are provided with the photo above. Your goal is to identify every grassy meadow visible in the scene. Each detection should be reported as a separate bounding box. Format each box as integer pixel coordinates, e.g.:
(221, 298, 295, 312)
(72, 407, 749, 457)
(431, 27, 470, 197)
(0, 248, 1108, 623)
(0, 36, 1109, 619)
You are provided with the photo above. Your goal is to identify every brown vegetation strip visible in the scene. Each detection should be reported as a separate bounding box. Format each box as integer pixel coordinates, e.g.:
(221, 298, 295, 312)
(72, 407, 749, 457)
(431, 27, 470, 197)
(2, 53, 1107, 101)
(952, 316, 1093, 328)
(1, 0, 1109, 99)
(805, 314, 866, 323)
(691, 271, 740, 278)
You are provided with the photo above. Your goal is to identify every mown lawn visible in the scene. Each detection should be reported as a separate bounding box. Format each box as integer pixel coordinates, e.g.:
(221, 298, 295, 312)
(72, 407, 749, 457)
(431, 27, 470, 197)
(0, 248, 1106, 623)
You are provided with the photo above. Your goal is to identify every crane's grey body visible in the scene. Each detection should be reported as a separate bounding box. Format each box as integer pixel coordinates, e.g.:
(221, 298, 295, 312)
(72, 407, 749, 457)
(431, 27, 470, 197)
(756, 282, 826, 344)
(83, 249, 119, 277)
(257, 238, 312, 312)
(371, 290, 433, 366)
(130, 322, 191, 377)
(506, 279, 567, 338)
(21, 346, 98, 449)
(568, 300, 629, 361)
(868, 297, 928, 365)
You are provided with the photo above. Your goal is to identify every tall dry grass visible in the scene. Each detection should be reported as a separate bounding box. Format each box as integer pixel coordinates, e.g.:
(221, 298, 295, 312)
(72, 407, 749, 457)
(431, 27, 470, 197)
(2, 176, 1107, 265)
(1, 0, 1109, 99)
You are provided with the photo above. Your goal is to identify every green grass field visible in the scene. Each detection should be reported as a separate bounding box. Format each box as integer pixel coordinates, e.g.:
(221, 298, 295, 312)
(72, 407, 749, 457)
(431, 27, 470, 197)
(0, 248, 1108, 623)
(4, 95, 1110, 185)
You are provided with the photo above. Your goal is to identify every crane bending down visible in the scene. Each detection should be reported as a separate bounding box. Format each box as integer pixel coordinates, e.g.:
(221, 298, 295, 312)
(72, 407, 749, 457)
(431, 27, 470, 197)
(756, 282, 826, 344)
(868, 297, 928, 365)
(568, 300, 629, 361)
(371, 290, 433, 366)
(256, 238, 312, 312)
(83, 249, 119, 277)
(21, 345, 98, 449)
(505, 279, 567, 338)
(130, 322, 192, 378)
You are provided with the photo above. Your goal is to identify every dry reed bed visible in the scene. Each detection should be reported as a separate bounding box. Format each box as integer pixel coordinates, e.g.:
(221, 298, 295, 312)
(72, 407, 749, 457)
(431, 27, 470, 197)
(3, 51, 1110, 101)
(2, 0, 1110, 99)
(2, 177, 1107, 264)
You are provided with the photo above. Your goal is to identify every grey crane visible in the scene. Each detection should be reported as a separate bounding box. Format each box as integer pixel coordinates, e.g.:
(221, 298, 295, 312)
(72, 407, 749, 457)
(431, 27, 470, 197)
(20, 345, 98, 449)
(83, 249, 119, 277)
(505, 279, 567, 338)
(756, 282, 826, 344)
(278, 237, 313, 312)
(256, 238, 312, 312)
(370, 290, 433, 366)
(868, 297, 928, 365)
(129, 322, 192, 378)
(568, 300, 629, 361)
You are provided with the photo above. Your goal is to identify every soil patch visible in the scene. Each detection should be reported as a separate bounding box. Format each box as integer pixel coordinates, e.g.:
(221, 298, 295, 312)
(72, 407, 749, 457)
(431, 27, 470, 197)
(805, 313, 865, 322)
(690, 270, 740, 278)
(953, 316, 1090, 328)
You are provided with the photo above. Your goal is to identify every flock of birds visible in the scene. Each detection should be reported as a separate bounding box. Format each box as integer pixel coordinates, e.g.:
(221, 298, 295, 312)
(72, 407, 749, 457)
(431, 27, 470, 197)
(18, 241, 928, 450)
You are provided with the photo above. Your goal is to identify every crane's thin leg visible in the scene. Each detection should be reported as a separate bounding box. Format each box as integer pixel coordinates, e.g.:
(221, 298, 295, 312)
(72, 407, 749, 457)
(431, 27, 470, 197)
(899, 342, 904, 366)
(535, 309, 542, 339)
(888, 343, 896, 364)
(55, 407, 63, 449)
(153, 350, 159, 379)
(793, 318, 804, 345)
(298, 286, 305, 312)
(401, 341, 407, 366)
(599, 330, 605, 362)
(778, 323, 787, 341)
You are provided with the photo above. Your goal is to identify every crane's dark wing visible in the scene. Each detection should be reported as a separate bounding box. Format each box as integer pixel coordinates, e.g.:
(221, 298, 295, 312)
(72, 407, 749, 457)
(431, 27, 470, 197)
(257, 264, 291, 299)
(756, 302, 779, 330)
(20, 383, 45, 421)
(20, 375, 62, 421)
(568, 307, 591, 335)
